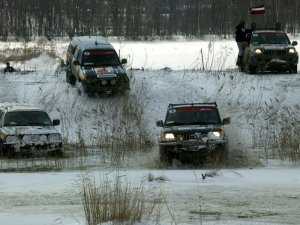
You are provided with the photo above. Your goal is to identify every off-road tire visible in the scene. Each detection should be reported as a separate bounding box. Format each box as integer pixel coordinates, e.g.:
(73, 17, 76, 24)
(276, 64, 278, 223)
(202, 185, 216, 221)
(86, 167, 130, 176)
(66, 70, 76, 86)
(290, 65, 298, 74)
(159, 146, 173, 165)
(82, 82, 94, 97)
(247, 64, 257, 74)
(208, 144, 228, 167)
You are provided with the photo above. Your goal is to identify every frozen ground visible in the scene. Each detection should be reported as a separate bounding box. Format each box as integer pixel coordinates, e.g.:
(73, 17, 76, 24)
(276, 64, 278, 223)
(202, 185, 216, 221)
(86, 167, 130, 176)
(1, 168, 300, 225)
(0, 39, 300, 224)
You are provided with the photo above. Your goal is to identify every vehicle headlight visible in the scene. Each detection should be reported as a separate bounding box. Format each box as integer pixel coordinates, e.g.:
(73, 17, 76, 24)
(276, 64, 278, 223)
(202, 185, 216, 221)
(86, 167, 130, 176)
(212, 131, 221, 137)
(5, 135, 19, 144)
(289, 48, 296, 54)
(255, 49, 263, 54)
(208, 130, 223, 140)
(164, 133, 175, 141)
(48, 134, 62, 143)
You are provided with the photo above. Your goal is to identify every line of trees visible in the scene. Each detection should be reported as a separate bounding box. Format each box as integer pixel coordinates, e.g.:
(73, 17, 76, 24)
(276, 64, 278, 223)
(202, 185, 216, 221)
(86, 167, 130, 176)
(0, 0, 299, 40)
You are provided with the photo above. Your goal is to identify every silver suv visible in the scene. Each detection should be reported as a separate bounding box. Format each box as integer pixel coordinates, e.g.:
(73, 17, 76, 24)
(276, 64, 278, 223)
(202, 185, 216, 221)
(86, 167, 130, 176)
(0, 103, 62, 156)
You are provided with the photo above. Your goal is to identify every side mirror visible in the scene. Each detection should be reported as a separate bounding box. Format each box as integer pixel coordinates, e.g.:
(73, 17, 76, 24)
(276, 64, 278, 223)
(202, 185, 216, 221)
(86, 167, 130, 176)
(121, 58, 127, 64)
(222, 117, 231, 125)
(156, 120, 164, 127)
(292, 41, 298, 46)
(53, 119, 60, 126)
(73, 60, 80, 66)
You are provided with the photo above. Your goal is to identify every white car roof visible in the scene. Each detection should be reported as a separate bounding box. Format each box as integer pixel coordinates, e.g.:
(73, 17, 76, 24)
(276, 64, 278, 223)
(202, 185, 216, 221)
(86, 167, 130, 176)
(0, 102, 42, 112)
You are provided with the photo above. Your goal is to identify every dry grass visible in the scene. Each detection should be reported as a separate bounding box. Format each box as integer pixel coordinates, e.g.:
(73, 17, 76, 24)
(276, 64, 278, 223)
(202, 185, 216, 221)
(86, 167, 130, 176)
(82, 175, 156, 225)
(276, 126, 300, 162)
(248, 105, 300, 163)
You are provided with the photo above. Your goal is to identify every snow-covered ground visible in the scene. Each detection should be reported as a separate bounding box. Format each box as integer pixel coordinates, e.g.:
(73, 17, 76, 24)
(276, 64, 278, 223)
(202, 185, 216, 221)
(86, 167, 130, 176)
(1, 168, 300, 225)
(0, 39, 300, 225)
(1, 35, 300, 71)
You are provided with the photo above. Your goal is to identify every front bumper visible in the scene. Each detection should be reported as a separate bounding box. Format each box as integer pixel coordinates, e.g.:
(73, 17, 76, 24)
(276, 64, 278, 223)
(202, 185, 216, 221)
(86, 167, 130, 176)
(3, 143, 62, 153)
(159, 139, 226, 152)
(83, 75, 129, 93)
(250, 54, 298, 71)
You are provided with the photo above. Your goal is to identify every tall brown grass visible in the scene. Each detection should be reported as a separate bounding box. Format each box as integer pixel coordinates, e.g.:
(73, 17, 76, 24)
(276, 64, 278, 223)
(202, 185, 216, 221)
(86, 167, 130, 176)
(82, 175, 156, 225)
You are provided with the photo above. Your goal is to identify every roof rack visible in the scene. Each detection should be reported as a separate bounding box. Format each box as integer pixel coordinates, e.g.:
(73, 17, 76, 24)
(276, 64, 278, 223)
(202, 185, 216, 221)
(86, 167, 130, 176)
(168, 102, 217, 108)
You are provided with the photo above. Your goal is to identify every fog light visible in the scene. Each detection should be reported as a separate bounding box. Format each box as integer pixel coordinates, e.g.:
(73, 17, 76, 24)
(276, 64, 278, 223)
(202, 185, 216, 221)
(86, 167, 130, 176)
(110, 79, 117, 85)
(101, 80, 108, 85)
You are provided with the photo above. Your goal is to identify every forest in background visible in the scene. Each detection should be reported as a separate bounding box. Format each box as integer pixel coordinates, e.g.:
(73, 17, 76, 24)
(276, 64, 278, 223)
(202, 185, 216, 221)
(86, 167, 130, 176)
(0, 0, 299, 40)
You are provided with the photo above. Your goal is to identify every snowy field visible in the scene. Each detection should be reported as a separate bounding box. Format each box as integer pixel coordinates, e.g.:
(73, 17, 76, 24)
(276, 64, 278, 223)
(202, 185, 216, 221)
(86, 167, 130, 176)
(0, 39, 300, 224)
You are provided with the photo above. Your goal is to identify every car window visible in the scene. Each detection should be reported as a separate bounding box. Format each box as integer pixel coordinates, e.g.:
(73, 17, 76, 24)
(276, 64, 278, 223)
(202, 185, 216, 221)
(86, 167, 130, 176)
(251, 32, 290, 45)
(4, 111, 52, 127)
(165, 107, 221, 126)
(82, 50, 120, 67)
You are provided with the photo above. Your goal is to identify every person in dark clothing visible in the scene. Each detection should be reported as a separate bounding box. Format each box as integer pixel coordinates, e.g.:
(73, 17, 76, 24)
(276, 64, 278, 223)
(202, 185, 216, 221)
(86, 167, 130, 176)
(4, 62, 15, 73)
(235, 21, 247, 68)
(246, 22, 257, 44)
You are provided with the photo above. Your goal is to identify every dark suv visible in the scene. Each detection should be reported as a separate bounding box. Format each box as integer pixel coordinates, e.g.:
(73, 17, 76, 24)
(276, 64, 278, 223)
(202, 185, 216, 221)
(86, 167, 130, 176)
(156, 103, 230, 164)
(242, 30, 298, 73)
(65, 36, 130, 95)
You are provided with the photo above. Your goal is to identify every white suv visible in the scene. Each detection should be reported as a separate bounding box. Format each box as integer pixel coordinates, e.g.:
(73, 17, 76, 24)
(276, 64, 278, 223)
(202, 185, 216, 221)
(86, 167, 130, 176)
(0, 103, 62, 156)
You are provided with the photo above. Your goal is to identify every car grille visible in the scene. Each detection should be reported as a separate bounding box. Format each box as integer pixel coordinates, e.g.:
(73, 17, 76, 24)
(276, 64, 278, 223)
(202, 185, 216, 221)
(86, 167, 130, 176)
(175, 132, 206, 141)
(264, 49, 287, 58)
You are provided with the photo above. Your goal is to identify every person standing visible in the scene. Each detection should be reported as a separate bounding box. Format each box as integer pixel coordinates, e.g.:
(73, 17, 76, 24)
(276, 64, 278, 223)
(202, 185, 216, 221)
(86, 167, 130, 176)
(246, 22, 257, 44)
(4, 62, 16, 73)
(235, 21, 247, 68)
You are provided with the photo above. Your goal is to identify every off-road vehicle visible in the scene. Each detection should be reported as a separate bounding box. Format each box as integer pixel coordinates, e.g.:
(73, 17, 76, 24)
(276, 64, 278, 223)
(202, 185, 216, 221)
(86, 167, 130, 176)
(156, 103, 230, 165)
(242, 30, 298, 74)
(0, 103, 62, 156)
(66, 36, 129, 95)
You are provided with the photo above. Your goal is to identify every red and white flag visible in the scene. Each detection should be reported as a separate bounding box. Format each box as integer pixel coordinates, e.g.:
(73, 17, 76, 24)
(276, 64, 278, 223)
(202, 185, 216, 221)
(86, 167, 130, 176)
(249, 5, 265, 15)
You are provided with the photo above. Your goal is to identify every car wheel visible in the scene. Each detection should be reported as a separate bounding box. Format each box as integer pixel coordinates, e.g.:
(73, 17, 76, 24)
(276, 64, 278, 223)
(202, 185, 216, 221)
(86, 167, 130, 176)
(82, 82, 94, 97)
(159, 146, 173, 165)
(290, 65, 297, 74)
(247, 64, 257, 74)
(66, 70, 76, 86)
(208, 145, 228, 166)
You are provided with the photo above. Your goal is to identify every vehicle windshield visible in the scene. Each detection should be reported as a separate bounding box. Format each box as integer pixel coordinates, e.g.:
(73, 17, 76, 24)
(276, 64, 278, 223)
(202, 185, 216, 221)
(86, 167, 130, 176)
(82, 50, 120, 67)
(4, 111, 52, 127)
(165, 107, 221, 126)
(251, 32, 290, 45)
